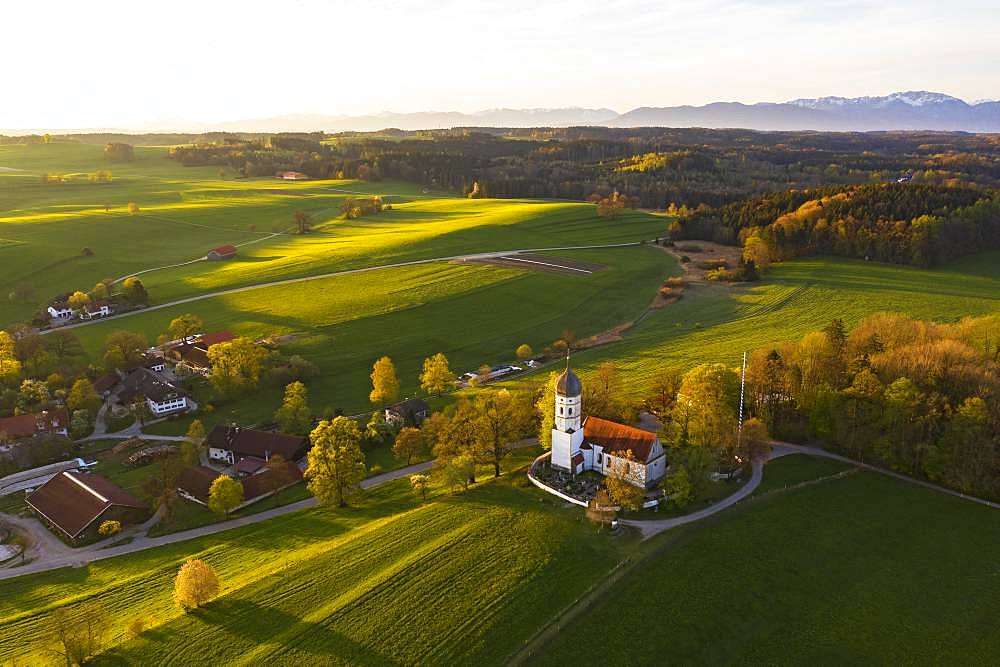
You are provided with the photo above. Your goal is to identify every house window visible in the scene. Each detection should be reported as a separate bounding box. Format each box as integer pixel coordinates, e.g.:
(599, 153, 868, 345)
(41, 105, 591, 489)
(596, 453, 602, 464)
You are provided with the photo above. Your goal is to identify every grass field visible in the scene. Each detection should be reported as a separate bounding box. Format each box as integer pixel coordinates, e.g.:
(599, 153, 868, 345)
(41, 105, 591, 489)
(533, 456, 1000, 665)
(74, 245, 676, 429)
(0, 142, 666, 324)
(530, 250, 1000, 400)
(0, 449, 636, 665)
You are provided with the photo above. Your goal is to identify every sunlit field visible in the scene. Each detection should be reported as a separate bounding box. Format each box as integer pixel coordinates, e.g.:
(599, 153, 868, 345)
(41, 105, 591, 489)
(0, 450, 631, 666)
(0, 142, 665, 324)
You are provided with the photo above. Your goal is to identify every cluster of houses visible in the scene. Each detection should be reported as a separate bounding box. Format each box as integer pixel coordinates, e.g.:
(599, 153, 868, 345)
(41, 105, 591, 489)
(93, 331, 235, 418)
(46, 296, 121, 324)
(21, 423, 310, 543)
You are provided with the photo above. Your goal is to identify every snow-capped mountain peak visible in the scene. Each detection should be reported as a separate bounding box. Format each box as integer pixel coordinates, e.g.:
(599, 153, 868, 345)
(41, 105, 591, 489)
(788, 91, 966, 111)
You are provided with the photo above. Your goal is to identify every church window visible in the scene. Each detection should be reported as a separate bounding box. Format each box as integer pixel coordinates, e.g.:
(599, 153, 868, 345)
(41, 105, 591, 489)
(568, 407, 573, 415)
(559, 407, 563, 415)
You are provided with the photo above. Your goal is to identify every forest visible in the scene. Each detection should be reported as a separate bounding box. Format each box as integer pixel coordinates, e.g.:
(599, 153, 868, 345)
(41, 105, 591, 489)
(650, 314, 1000, 502)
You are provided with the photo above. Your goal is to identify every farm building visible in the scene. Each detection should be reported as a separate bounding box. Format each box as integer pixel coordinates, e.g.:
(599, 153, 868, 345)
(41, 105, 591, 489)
(79, 301, 113, 320)
(549, 362, 667, 489)
(385, 398, 430, 426)
(177, 461, 302, 509)
(206, 424, 308, 468)
(277, 171, 308, 180)
(168, 331, 235, 373)
(26, 471, 148, 543)
(46, 301, 73, 320)
(118, 368, 189, 416)
(207, 244, 238, 260)
(0, 409, 70, 440)
(92, 373, 120, 398)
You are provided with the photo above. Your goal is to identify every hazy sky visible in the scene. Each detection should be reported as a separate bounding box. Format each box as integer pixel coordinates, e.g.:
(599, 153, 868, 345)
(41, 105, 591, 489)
(3, 0, 998, 128)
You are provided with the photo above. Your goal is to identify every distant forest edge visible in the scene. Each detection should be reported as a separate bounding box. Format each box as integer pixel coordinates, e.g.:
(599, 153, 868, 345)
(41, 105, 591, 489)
(8, 127, 1000, 267)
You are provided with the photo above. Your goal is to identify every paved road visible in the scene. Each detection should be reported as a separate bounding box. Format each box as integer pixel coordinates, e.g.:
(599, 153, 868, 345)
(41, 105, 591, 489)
(40, 242, 646, 334)
(0, 460, 435, 581)
(623, 457, 766, 539)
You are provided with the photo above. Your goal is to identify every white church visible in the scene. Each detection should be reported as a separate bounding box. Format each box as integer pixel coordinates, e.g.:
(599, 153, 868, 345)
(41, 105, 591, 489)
(550, 362, 667, 489)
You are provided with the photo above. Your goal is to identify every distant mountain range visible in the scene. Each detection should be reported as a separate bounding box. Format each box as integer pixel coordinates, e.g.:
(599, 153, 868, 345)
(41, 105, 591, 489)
(6, 92, 1000, 134)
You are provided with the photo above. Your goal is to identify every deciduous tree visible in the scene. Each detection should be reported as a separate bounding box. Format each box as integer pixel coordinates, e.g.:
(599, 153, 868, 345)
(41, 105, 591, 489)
(207, 337, 266, 397)
(173, 559, 220, 610)
(167, 314, 202, 342)
(103, 330, 147, 371)
(304, 417, 366, 506)
(0, 330, 22, 385)
(410, 473, 430, 502)
(419, 352, 454, 396)
(392, 426, 424, 465)
(516, 343, 533, 361)
(274, 381, 311, 435)
(369, 356, 400, 406)
(208, 475, 243, 517)
(49, 602, 109, 666)
(66, 378, 99, 414)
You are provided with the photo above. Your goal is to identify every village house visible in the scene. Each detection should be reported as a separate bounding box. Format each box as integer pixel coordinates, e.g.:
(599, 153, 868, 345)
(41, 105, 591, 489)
(177, 460, 303, 509)
(0, 408, 70, 440)
(207, 244, 238, 260)
(205, 424, 308, 469)
(92, 373, 120, 398)
(46, 301, 73, 320)
(549, 362, 667, 489)
(167, 331, 235, 373)
(118, 368, 189, 416)
(26, 470, 148, 543)
(277, 171, 308, 180)
(385, 398, 430, 426)
(79, 300, 113, 320)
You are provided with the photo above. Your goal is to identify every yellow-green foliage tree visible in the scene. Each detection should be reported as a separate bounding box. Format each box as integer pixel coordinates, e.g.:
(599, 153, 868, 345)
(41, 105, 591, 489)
(68, 291, 90, 311)
(304, 417, 366, 506)
(173, 559, 220, 610)
(167, 314, 203, 342)
(419, 352, 455, 396)
(66, 378, 99, 413)
(207, 337, 266, 397)
(103, 329, 148, 371)
(535, 372, 557, 449)
(0, 331, 22, 385)
(516, 343, 533, 361)
(369, 356, 400, 406)
(392, 426, 424, 465)
(186, 419, 206, 446)
(208, 475, 243, 517)
(275, 381, 312, 434)
(660, 466, 693, 509)
(97, 520, 121, 537)
(743, 235, 773, 269)
(671, 363, 739, 451)
(409, 473, 430, 502)
(127, 201, 140, 215)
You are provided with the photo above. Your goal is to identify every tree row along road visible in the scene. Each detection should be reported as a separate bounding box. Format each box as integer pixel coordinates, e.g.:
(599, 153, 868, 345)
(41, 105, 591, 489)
(40, 241, 648, 335)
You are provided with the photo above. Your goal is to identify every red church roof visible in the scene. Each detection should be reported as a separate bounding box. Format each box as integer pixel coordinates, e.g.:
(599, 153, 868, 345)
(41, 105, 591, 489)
(583, 416, 658, 463)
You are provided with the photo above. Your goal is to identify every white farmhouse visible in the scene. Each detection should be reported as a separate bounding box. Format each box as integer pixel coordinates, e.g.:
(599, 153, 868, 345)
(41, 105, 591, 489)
(550, 362, 667, 488)
(47, 302, 73, 319)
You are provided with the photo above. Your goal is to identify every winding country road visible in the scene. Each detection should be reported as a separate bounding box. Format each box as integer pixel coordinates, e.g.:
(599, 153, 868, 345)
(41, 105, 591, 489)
(41, 241, 649, 335)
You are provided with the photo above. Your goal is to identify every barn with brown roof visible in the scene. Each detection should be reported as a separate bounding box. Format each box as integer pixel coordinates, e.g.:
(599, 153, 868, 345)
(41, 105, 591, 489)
(26, 471, 148, 542)
(205, 424, 308, 467)
(207, 244, 238, 260)
(0, 408, 70, 440)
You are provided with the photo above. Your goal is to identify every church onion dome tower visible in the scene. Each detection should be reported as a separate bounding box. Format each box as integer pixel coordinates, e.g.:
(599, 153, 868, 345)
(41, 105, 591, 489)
(554, 356, 582, 433)
(556, 367, 582, 397)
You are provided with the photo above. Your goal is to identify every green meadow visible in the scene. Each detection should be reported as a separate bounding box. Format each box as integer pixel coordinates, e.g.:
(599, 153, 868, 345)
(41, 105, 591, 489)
(550, 250, 1000, 398)
(0, 450, 633, 665)
(2, 451, 995, 665)
(534, 456, 1000, 665)
(73, 245, 674, 429)
(0, 142, 664, 324)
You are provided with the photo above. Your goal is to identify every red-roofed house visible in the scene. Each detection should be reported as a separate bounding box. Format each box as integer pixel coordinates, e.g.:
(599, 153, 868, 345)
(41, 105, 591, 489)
(0, 409, 70, 440)
(549, 365, 666, 489)
(207, 245, 238, 260)
(26, 471, 148, 542)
